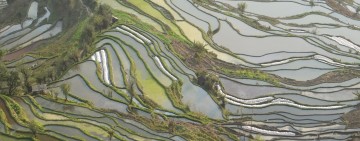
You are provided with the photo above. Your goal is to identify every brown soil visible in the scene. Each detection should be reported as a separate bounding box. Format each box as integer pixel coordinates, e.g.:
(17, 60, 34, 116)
(277, 69, 360, 87)
(171, 40, 252, 72)
(342, 107, 360, 129)
(326, 0, 360, 20)
(2, 39, 51, 61)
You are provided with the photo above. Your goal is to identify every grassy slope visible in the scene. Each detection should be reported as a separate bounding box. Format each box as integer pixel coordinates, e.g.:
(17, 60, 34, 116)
(127, 0, 183, 36)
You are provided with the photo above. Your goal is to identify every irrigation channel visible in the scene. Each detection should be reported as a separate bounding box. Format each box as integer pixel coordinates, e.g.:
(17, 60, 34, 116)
(2, 0, 360, 140)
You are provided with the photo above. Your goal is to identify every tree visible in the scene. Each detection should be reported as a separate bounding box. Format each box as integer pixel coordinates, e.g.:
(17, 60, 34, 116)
(83, 0, 98, 10)
(193, 41, 207, 52)
(0, 50, 4, 58)
(353, 91, 360, 100)
(0, 50, 8, 87)
(193, 41, 207, 59)
(92, 4, 112, 31)
(80, 25, 95, 47)
(196, 71, 219, 91)
(0, 63, 8, 84)
(80, 24, 96, 56)
(237, 3, 247, 13)
(98, 4, 112, 24)
(309, 0, 315, 7)
(18, 66, 33, 93)
(60, 83, 71, 102)
(107, 129, 114, 141)
(28, 120, 44, 138)
(7, 71, 21, 96)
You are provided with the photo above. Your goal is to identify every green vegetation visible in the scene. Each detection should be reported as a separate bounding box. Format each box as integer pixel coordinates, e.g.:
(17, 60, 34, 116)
(107, 129, 114, 141)
(196, 71, 219, 92)
(18, 66, 34, 94)
(0, 0, 237, 140)
(4, 0, 357, 140)
(237, 2, 247, 13)
(250, 135, 265, 141)
(220, 67, 279, 86)
(0, 1, 112, 96)
(310, 0, 315, 7)
(27, 120, 44, 138)
(165, 81, 189, 111)
(353, 91, 360, 100)
(6, 71, 21, 96)
(193, 41, 208, 59)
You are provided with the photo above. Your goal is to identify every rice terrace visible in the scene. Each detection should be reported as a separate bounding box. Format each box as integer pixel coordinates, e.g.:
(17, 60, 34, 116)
(1, 0, 360, 140)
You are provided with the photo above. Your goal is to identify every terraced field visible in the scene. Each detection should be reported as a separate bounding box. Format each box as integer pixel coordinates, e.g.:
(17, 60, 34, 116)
(0, 0, 6, 10)
(2, 0, 360, 140)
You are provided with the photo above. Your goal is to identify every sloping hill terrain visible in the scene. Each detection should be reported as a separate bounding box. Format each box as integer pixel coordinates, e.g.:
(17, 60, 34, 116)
(1, 0, 360, 140)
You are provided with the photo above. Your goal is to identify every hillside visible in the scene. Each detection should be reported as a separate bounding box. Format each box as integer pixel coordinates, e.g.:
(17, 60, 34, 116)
(1, 0, 360, 140)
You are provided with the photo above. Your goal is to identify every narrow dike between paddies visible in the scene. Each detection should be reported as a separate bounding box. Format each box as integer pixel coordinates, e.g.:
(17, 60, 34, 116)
(114, 26, 225, 119)
(28, 94, 168, 140)
(154, 56, 177, 81)
(216, 85, 346, 109)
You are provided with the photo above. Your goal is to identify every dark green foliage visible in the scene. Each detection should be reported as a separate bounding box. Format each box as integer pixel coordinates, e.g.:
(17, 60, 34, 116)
(0, 59, 8, 85)
(196, 71, 219, 92)
(193, 41, 207, 53)
(18, 66, 33, 93)
(193, 41, 207, 59)
(47, 0, 86, 28)
(92, 4, 112, 31)
(107, 129, 114, 141)
(10, 103, 20, 115)
(80, 24, 96, 55)
(80, 4, 112, 55)
(81, 25, 96, 45)
(7, 71, 21, 96)
(82, 0, 98, 10)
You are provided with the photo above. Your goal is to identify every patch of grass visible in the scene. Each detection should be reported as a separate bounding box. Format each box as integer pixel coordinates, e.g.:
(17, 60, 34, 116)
(165, 81, 190, 111)
(220, 67, 279, 86)
(126, 0, 182, 35)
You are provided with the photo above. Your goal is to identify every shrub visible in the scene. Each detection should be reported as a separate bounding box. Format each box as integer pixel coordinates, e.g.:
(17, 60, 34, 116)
(237, 3, 247, 13)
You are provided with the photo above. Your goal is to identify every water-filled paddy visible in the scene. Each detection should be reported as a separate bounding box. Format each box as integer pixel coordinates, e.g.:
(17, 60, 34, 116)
(2, 0, 360, 140)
